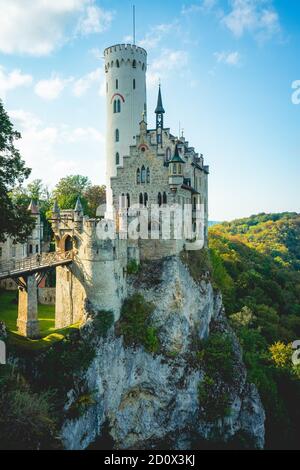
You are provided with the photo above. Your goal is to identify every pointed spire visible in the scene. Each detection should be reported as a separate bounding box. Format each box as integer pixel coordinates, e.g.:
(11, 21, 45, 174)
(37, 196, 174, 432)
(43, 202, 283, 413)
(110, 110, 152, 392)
(27, 199, 39, 214)
(74, 196, 83, 213)
(155, 84, 165, 114)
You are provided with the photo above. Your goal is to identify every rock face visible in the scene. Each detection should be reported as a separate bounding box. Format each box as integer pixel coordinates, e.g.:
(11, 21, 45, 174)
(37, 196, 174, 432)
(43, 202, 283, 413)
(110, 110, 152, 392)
(60, 256, 265, 450)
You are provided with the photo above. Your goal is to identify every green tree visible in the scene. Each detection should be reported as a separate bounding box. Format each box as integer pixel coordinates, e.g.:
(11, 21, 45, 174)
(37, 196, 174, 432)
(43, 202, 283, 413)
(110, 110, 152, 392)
(84, 184, 106, 217)
(0, 100, 35, 242)
(52, 175, 91, 211)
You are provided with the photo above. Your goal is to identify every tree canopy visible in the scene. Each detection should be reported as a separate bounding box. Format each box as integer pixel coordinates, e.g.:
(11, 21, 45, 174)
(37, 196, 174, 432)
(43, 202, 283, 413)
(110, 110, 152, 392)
(0, 100, 35, 242)
(52, 175, 106, 217)
(209, 212, 300, 449)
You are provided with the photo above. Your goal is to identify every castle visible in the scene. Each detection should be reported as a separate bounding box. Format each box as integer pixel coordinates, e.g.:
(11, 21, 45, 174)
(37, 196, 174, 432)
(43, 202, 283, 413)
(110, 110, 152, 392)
(51, 43, 209, 329)
(0, 43, 209, 338)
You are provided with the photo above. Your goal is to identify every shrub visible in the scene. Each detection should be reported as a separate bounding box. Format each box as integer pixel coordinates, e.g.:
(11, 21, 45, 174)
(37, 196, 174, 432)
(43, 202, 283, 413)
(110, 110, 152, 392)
(127, 259, 140, 274)
(198, 374, 231, 421)
(117, 293, 160, 353)
(197, 332, 235, 383)
(0, 366, 57, 449)
(68, 392, 96, 420)
(93, 310, 114, 337)
(180, 249, 212, 283)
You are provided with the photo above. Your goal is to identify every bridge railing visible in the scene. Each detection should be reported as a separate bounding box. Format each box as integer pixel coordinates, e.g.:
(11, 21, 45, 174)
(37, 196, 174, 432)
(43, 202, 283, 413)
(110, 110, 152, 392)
(0, 250, 74, 278)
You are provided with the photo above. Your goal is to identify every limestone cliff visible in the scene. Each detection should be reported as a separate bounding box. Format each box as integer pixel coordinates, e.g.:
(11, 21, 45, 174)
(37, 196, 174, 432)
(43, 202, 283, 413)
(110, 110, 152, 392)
(60, 256, 265, 450)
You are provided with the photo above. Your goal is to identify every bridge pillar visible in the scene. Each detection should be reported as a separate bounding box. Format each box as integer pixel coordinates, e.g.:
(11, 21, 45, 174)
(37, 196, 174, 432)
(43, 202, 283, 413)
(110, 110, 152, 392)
(17, 275, 40, 339)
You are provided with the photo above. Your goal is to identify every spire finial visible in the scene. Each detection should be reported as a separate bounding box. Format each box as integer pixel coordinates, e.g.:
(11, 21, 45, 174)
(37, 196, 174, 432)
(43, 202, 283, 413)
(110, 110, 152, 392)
(155, 83, 165, 114)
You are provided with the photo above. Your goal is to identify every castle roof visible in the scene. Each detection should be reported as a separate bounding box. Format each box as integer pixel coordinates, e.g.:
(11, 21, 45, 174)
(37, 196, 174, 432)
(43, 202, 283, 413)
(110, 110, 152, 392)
(169, 143, 185, 164)
(74, 196, 83, 212)
(27, 200, 39, 215)
(155, 85, 165, 114)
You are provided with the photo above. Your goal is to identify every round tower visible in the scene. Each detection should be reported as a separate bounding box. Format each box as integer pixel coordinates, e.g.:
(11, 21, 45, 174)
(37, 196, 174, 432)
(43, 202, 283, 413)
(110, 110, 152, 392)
(104, 44, 147, 212)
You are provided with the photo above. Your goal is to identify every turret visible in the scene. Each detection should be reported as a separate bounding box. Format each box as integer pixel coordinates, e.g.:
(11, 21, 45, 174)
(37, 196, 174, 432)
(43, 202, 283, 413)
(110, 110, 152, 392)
(74, 196, 84, 230)
(168, 143, 185, 190)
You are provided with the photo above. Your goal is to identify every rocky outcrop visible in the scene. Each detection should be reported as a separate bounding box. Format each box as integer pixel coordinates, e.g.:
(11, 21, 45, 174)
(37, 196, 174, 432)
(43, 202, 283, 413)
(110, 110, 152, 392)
(60, 256, 265, 450)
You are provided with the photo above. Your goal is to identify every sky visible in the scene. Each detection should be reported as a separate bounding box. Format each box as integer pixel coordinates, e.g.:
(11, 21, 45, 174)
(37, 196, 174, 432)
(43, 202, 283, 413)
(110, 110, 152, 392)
(0, 0, 299, 221)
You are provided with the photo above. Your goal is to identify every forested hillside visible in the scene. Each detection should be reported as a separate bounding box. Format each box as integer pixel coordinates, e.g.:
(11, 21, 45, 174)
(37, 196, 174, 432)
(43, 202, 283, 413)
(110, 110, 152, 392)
(209, 213, 300, 449)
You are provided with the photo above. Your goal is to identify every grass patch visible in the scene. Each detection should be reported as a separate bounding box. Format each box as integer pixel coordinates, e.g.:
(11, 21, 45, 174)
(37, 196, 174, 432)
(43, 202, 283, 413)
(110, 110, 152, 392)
(0, 290, 80, 352)
(0, 290, 55, 336)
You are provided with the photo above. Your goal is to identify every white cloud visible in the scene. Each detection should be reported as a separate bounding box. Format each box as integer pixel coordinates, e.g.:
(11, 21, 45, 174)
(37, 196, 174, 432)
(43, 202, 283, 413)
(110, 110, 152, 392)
(0, 66, 32, 99)
(64, 126, 104, 143)
(76, 5, 114, 35)
(72, 68, 104, 97)
(9, 109, 105, 186)
(181, 0, 217, 15)
(139, 23, 177, 50)
(214, 50, 241, 66)
(35, 75, 73, 100)
(147, 50, 188, 88)
(222, 0, 281, 40)
(0, 0, 113, 56)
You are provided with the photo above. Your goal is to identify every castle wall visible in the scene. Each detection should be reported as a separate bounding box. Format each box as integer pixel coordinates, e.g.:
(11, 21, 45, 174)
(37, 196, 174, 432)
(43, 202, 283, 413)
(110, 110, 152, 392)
(38, 287, 55, 305)
(54, 218, 129, 328)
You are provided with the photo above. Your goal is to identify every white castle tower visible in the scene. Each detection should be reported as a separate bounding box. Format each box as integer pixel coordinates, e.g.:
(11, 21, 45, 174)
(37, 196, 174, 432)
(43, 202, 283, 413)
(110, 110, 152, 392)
(104, 44, 147, 212)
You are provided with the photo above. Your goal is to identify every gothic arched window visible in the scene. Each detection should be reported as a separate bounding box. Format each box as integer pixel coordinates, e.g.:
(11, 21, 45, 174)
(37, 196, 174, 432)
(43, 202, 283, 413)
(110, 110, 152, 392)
(163, 192, 167, 204)
(116, 79, 118, 89)
(133, 79, 136, 89)
(146, 167, 150, 183)
(158, 192, 162, 207)
(117, 99, 121, 113)
(166, 147, 171, 161)
(115, 129, 119, 142)
(116, 152, 120, 165)
(139, 193, 143, 205)
(127, 193, 130, 208)
(136, 168, 140, 184)
(116, 59, 120, 68)
(132, 60, 136, 68)
(141, 165, 146, 183)
(144, 193, 148, 207)
(113, 100, 117, 113)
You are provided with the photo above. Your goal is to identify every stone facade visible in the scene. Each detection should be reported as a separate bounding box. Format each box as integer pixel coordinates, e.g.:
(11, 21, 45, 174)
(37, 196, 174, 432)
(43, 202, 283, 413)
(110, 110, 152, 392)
(38, 287, 56, 305)
(51, 209, 128, 328)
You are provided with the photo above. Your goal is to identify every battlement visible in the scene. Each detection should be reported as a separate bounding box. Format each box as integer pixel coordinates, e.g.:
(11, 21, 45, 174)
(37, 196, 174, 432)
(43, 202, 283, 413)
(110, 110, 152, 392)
(104, 44, 147, 71)
(104, 43, 147, 57)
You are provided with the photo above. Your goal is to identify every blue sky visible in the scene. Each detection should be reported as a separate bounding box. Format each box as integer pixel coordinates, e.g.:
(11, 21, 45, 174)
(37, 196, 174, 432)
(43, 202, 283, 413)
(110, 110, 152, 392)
(0, 0, 299, 220)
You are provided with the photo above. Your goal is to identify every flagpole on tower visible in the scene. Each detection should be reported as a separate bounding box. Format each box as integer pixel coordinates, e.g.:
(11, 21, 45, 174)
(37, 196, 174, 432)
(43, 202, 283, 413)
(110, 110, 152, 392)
(133, 5, 136, 45)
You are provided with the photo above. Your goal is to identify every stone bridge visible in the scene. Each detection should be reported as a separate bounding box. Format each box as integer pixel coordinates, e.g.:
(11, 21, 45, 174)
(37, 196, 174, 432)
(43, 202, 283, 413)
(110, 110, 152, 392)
(0, 250, 74, 338)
